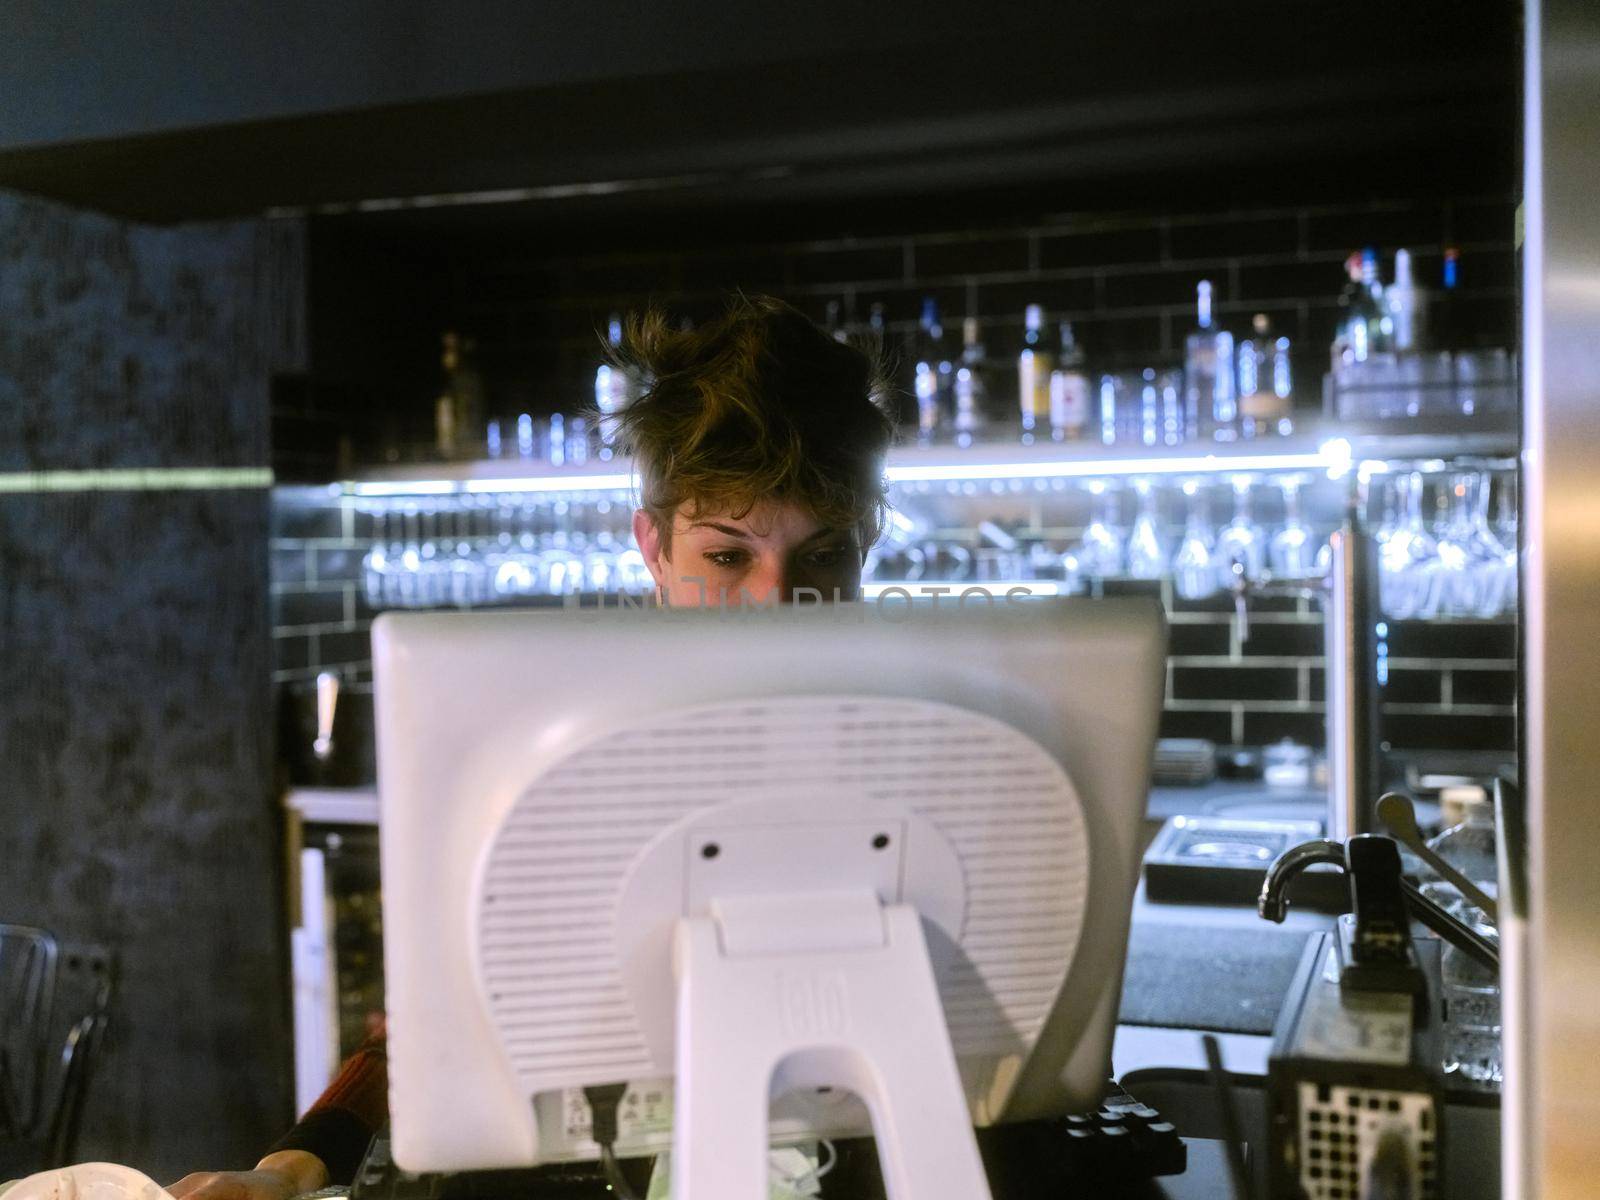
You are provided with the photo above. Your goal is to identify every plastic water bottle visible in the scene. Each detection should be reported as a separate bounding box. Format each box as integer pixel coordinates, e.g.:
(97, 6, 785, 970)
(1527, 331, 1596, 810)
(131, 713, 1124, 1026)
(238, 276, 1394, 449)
(1424, 792, 1501, 1087)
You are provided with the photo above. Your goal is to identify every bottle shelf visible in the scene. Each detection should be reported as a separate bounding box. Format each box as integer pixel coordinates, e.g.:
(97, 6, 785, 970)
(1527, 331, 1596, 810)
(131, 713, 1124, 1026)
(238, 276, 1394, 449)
(331, 422, 1515, 500)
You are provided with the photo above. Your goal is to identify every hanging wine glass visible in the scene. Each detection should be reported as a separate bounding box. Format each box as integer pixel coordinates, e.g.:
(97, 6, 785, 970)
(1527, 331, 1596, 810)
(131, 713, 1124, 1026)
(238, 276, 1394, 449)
(1434, 472, 1495, 616)
(1075, 481, 1125, 580)
(1269, 475, 1318, 580)
(1379, 471, 1441, 618)
(1488, 470, 1519, 618)
(1214, 475, 1266, 589)
(1172, 479, 1218, 601)
(362, 503, 390, 609)
(397, 504, 423, 608)
(446, 502, 484, 608)
(1126, 479, 1169, 580)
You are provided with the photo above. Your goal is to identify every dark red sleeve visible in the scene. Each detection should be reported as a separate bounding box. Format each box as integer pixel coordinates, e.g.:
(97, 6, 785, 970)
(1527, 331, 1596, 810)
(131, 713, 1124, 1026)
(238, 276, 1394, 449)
(268, 1031, 388, 1185)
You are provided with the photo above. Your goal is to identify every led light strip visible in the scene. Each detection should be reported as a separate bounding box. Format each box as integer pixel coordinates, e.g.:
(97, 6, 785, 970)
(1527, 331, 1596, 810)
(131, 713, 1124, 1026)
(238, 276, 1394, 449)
(347, 472, 636, 498)
(884, 450, 1331, 483)
(341, 444, 1347, 498)
(0, 466, 274, 494)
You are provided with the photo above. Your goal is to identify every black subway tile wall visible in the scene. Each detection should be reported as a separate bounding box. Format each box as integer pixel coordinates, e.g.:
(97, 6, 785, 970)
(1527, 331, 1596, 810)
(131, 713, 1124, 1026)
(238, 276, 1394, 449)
(276, 193, 1518, 474)
(271, 192, 1518, 773)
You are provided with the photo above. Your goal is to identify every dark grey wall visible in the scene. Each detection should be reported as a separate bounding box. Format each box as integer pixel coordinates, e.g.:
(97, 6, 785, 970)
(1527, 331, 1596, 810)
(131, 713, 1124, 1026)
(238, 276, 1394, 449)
(0, 1, 1022, 152)
(0, 189, 305, 1178)
(0, 2, 1517, 223)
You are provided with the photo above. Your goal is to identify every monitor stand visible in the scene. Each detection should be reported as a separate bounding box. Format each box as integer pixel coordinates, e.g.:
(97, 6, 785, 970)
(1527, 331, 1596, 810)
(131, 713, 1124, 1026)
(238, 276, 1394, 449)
(669, 887, 994, 1200)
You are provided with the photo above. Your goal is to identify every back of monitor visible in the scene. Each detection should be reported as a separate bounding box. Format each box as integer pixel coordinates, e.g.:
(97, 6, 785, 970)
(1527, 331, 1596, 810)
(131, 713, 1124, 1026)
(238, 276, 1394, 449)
(376, 598, 1164, 1171)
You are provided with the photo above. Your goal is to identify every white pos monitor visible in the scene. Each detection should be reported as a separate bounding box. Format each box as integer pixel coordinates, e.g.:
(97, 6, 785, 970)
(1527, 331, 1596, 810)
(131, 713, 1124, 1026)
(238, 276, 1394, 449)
(374, 597, 1165, 1200)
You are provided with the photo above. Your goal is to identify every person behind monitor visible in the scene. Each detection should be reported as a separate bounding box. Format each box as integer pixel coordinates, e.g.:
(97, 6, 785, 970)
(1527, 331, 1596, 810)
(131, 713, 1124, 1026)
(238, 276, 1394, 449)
(166, 294, 896, 1200)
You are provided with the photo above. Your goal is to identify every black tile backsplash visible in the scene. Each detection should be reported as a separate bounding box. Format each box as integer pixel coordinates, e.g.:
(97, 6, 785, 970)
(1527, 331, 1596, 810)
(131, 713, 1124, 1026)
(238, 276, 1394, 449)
(1168, 213, 1303, 260)
(1239, 623, 1324, 658)
(273, 586, 347, 628)
(1172, 666, 1300, 703)
(317, 627, 375, 669)
(1383, 668, 1444, 705)
(1037, 225, 1165, 271)
(1386, 620, 1517, 661)
(274, 189, 1519, 767)
(1158, 709, 1235, 744)
(1384, 712, 1516, 753)
(1168, 622, 1231, 657)
(1450, 667, 1518, 707)
(1243, 711, 1327, 747)
(1304, 203, 1452, 253)
(790, 242, 905, 286)
(914, 236, 1031, 278)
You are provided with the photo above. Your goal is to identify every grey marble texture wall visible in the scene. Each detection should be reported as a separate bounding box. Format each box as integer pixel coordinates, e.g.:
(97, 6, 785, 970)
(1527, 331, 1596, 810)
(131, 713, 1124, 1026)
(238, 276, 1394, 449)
(0, 189, 305, 1179)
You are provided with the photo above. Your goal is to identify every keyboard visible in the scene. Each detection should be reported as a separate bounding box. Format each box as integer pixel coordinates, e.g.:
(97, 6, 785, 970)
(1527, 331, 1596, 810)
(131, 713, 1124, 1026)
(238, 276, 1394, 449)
(348, 1081, 1186, 1199)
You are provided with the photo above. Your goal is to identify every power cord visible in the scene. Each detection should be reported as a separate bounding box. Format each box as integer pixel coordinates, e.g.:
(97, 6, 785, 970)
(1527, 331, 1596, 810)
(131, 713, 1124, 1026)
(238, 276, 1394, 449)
(584, 1082, 642, 1200)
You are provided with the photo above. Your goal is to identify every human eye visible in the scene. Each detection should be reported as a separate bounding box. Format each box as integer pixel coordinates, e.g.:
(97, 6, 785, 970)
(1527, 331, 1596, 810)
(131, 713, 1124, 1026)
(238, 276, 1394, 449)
(703, 548, 749, 569)
(803, 543, 852, 569)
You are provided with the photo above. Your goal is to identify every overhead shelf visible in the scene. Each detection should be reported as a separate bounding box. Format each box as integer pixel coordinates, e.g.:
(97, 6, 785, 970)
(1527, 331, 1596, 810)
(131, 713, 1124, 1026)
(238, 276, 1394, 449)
(328, 424, 1516, 500)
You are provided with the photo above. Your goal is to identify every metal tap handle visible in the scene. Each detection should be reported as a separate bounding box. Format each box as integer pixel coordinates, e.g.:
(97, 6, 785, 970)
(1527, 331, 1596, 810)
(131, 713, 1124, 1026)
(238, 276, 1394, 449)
(1399, 877, 1500, 974)
(1227, 561, 1250, 645)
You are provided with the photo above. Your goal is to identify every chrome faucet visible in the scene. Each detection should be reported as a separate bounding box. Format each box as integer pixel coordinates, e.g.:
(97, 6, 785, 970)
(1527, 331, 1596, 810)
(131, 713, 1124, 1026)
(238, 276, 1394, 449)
(1258, 838, 1346, 922)
(1259, 834, 1500, 974)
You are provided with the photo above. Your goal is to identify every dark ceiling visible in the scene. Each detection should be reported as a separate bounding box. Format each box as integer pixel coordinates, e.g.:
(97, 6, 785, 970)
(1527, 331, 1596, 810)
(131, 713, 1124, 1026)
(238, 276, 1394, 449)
(0, 1, 1519, 236)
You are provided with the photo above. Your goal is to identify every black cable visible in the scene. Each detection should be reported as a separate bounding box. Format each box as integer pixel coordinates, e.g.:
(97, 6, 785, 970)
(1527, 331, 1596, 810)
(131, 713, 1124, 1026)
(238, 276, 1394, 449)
(1202, 1034, 1258, 1200)
(584, 1083, 642, 1200)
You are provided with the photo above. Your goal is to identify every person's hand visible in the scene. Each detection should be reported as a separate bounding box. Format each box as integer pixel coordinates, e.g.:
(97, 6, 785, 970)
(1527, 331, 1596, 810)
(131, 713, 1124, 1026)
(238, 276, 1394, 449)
(167, 1151, 329, 1200)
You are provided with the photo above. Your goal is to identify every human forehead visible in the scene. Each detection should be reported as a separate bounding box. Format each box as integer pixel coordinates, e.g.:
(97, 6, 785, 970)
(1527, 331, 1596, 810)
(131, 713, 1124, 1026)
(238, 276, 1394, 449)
(672, 500, 852, 542)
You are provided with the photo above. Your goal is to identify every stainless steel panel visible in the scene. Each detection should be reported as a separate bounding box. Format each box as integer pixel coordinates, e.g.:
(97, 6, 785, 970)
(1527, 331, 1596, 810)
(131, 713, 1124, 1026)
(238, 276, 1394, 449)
(1515, 1, 1600, 1195)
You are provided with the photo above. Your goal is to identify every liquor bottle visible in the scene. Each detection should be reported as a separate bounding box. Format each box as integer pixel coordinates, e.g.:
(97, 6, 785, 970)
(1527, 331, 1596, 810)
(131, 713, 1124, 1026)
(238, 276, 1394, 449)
(1098, 374, 1120, 446)
(567, 415, 589, 465)
(1237, 314, 1292, 438)
(1048, 322, 1091, 441)
(1183, 281, 1237, 442)
(434, 333, 461, 460)
(1017, 304, 1055, 444)
(548, 413, 566, 468)
(952, 317, 988, 448)
(434, 331, 485, 461)
(1331, 253, 1366, 369)
(1437, 247, 1460, 350)
(1387, 248, 1429, 352)
(1362, 248, 1395, 352)
(1139, 368, 1160, 448)
(1332, 249, 1392, 369)
(594, 314, 635, 461)
(825, 299, 848, 343)
(914, 298, 952, 445)
(1271, 333, 1294, 436)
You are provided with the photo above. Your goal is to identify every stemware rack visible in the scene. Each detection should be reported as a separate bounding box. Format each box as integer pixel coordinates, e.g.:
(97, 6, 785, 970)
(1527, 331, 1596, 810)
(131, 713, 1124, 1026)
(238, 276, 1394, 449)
(317, 424, 1517, 618)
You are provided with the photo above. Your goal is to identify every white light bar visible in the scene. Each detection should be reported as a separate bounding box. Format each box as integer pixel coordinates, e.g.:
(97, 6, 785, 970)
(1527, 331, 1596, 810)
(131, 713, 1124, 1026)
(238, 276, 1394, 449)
(338, 441, 1355, 499)
(0, 466, 274, 494)
(885, 450, 1329, 483)
(861, 580, 1065, 598)
(461, 472, 634, 495)
(347, 473, 634, 497)
(347, 480, 460, 497)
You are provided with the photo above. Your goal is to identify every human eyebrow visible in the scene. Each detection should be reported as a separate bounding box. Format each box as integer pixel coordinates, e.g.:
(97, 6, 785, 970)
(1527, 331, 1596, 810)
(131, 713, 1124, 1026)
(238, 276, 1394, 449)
(688, 521, 752, 539)
(799, 527, 854, 545)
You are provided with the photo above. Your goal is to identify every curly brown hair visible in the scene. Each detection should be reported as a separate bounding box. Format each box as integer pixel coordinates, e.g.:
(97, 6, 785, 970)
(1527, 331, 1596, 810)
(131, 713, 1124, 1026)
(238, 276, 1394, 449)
(610, 294, 896, 553)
